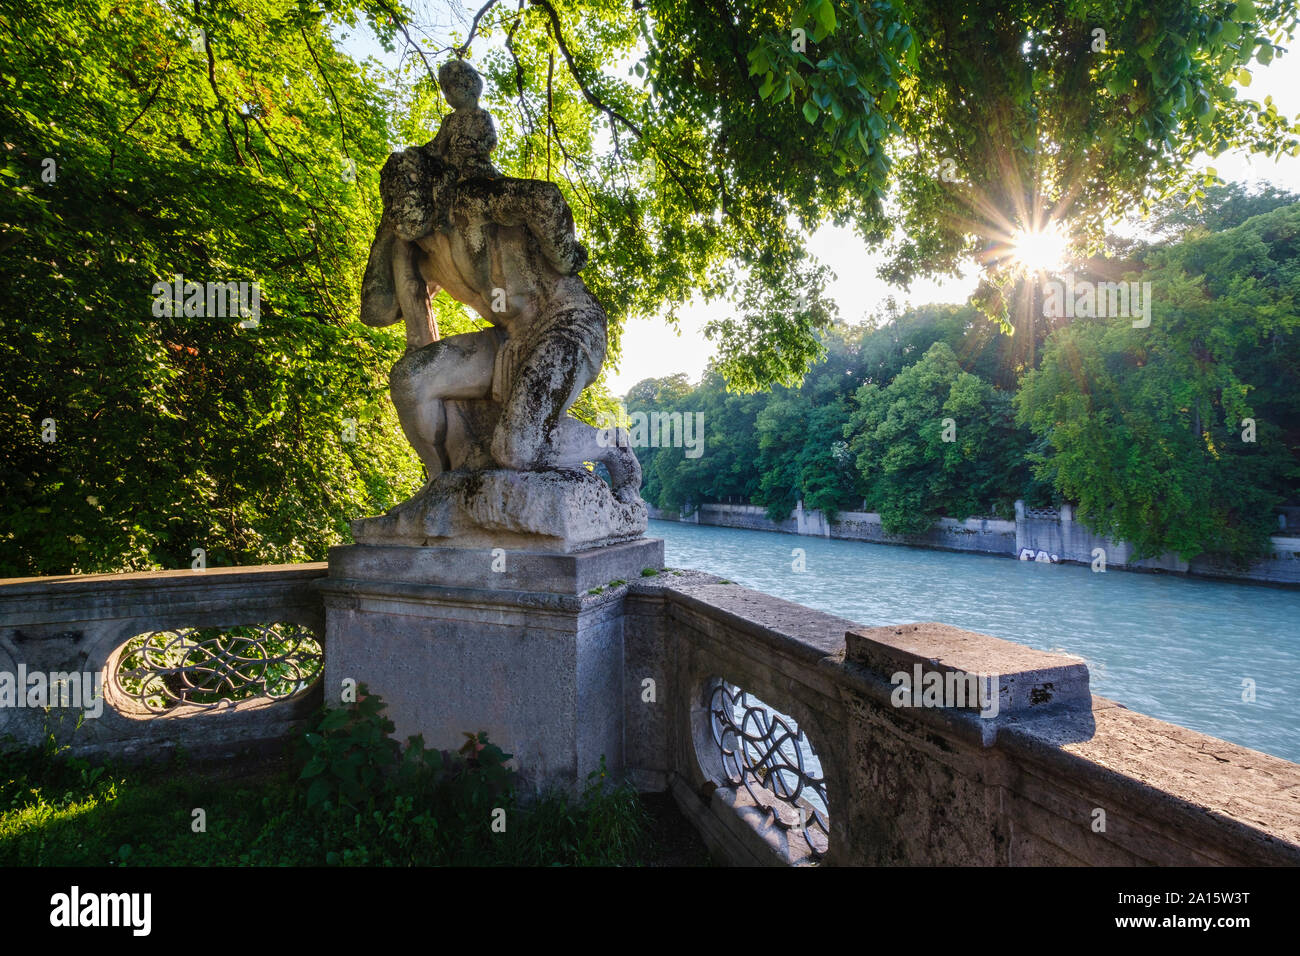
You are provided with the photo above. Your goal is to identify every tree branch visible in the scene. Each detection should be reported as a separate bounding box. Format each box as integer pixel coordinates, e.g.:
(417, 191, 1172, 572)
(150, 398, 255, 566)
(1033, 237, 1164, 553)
(195, 4, 246, 166)
(375, 0, 439, 85)
(109, 70, 168, 177)
(529, 0, 645, 137)
(528, 0, 700, 208)
(546, 49, 554, 180)
(457, 0, 500, 57)
(301, 26, 350, 158)
(504, 15, 540, 139)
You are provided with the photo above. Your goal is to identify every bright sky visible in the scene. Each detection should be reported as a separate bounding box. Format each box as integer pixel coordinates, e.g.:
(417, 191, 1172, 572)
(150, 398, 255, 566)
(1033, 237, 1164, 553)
(336, 9, 1300, 396)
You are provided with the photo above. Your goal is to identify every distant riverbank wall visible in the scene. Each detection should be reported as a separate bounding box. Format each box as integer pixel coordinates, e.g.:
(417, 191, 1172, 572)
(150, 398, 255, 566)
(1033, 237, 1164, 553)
(648, 501, 1300, 586)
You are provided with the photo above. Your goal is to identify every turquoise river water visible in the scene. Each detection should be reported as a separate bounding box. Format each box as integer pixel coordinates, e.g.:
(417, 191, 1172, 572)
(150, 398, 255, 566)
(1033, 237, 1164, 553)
(651, 519, 1300, 765)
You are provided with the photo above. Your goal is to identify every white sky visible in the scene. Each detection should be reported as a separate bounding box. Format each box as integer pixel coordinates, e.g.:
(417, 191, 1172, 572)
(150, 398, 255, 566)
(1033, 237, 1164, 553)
(335, 11, 1300, 396)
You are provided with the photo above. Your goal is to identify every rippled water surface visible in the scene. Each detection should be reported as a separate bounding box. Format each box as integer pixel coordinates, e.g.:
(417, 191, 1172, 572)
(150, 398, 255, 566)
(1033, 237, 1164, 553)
(651, 519, 1300, 765)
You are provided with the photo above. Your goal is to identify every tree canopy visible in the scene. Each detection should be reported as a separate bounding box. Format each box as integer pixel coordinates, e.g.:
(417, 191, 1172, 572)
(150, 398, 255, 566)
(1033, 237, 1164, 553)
(631, 197, 1300, 564)
(436, 0, 1299, 380)
(0, 0, 425, 574)
(1017, 201, 1300, 562)
(2, 0, 1297, 573)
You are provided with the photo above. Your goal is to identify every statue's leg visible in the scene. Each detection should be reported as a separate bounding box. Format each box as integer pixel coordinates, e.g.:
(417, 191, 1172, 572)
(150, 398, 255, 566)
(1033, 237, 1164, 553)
(490, 306, 605, 471)
(390, 329, 498, 476)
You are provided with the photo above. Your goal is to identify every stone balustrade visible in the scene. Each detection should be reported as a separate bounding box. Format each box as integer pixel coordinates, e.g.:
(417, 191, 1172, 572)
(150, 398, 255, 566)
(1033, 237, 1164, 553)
(626, 572, 1300, 866)
(3, 558, 1298, 866)
(0, 564, 327, 761)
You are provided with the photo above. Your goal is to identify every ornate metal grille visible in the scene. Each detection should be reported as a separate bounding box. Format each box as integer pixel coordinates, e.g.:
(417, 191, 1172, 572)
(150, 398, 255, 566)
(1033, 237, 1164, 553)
(708, 679, 829, 855)
(114, 623, 322, 713)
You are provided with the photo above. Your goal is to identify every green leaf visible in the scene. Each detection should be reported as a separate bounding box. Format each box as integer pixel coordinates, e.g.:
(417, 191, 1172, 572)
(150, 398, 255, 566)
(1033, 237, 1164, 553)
(814, 0, 837, 37)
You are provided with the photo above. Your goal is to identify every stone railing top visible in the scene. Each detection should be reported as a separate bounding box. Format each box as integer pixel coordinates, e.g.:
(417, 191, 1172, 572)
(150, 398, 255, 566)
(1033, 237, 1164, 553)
(0, 563, 328, 595)
(659, 578, 853, 664)
(660, 584, 1300, 860)
(0, 563, 330, 627)
(847, 622, 1091, 715)
(1001, 697, 1300, 855)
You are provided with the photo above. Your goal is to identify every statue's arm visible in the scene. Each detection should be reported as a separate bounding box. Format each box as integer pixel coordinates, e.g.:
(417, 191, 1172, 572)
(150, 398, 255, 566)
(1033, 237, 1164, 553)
(360, 213, 441, 350)
(360, 220, 401, 328)
(481, 178, 588, 275)
(425, 124, 451, 159)
(395, 240, 440, 349)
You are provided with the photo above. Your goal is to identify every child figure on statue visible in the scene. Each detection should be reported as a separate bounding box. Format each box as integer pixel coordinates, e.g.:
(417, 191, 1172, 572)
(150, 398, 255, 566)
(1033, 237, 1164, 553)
(426, 59, 500, 182)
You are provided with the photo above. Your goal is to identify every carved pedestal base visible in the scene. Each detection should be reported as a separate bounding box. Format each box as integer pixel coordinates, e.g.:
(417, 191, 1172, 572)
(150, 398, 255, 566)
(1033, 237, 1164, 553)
(351, 467, 648, 553)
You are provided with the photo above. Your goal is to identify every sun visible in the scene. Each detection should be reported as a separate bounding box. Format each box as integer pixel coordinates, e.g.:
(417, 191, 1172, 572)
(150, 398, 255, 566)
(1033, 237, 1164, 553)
(1009, 222, 1071, 275)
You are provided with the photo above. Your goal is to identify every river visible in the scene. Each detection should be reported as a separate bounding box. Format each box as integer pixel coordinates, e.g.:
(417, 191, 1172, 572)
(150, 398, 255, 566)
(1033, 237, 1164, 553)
(651, 519, 1300, 765)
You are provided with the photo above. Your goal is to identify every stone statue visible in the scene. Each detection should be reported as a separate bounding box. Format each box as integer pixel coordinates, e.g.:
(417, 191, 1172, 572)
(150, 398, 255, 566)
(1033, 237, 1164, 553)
(352, 60, 646, 552)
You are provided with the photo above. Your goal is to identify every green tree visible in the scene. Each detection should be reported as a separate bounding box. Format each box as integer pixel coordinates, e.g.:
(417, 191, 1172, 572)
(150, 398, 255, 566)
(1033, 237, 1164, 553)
(755, 394, 859, 520)
(1147, 181, 1300, 239)
(6, 0, 1299, 574)
(414, 0, 1299, 380)
(623, 373, 693, 506)
(751, 324, 864, 519)
(643, 371, 766, 512)
(0, 0, 421, 574)
(846, 341, 1029, 532)
(1015, 202, 1300, 563)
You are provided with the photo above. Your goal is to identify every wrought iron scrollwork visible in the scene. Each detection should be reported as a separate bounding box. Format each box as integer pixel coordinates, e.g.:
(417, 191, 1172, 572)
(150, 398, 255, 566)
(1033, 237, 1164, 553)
(708, 678, 829, 855)
(114, 623, 322, 713)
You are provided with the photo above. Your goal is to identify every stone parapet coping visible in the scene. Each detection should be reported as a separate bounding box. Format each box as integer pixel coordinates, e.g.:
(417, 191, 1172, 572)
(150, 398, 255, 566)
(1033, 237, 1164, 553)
(637, 575, 1300, 862)
(326, 538, 664, 596)
(847, 621, 1092, 716)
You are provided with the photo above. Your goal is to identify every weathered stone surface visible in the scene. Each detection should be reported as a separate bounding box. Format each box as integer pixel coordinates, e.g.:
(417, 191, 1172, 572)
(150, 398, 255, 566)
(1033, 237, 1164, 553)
(7, 563, 1300, 863)
(317, 539, 666, 796)
(620, 576, 1300, 866)
(328, 537, 663, 595)
(846, 621, 1092, 717)
(0, 565, 327, 761)
(351, 468, 647, 552)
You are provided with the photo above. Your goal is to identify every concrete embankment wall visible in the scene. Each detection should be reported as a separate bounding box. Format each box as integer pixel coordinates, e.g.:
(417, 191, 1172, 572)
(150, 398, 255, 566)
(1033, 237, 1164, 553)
(648, 502, 1300, 585)
(651, 502, 1015, 555)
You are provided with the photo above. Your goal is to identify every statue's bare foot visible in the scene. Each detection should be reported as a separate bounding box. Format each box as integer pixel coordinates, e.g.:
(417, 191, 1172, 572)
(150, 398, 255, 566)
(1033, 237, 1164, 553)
(601, 429, 642, 501)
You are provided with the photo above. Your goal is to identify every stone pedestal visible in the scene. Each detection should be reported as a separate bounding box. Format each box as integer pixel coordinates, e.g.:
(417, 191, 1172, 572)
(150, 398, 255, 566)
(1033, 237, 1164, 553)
(350, 468, 647, 553)
(316, 537, 664, 796)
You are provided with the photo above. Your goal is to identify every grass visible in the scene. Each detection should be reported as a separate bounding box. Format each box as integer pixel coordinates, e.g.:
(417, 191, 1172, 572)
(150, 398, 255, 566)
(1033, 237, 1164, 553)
(0, 723, 712, 867)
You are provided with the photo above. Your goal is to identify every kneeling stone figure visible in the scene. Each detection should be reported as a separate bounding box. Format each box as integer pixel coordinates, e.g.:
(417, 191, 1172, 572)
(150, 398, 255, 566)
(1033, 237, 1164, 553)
(352, 60, 645, 553)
